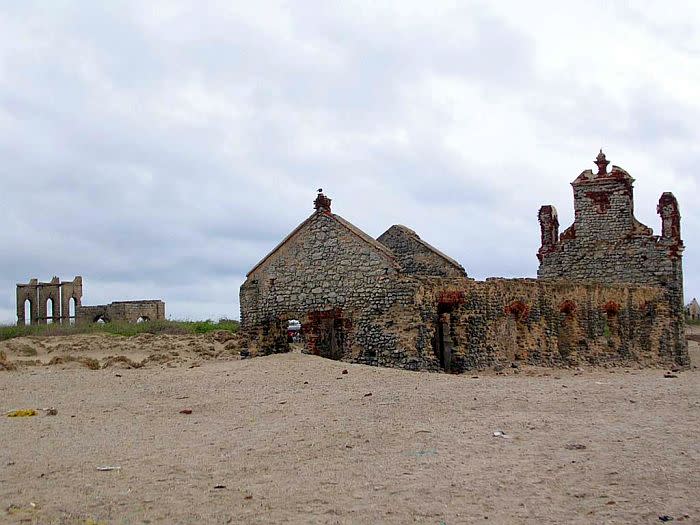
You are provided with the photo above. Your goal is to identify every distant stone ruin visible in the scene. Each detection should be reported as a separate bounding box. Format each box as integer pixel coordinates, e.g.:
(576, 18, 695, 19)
(687, 299, 699, 321)
(16, 276, 83, 326)
(240, 152, 688, 371)
(16, 276, 165, 325)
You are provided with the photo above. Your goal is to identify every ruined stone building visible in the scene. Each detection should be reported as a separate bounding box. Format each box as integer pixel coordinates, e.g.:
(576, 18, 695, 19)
(16, 276, 165, 325)
(240, 152, 688, 371)
(16, 276, 83, 325)
(687, 298, 700, 321)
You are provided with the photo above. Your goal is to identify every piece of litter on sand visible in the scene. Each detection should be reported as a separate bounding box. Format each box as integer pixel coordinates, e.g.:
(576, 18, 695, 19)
(664, 373, 678, 378)
(96, 466, 121, 471)
(179, 409, 193, 414)
(408, 448, 437, 457)
(363, 392, 372, 397)
(493, 430, 511, 439)
(6, 409, 37, 418)
(341, 369, 348, 374)
(564, 443, 587, 450)
(213, 485, 226, 489)
(43, 408, 58, 416)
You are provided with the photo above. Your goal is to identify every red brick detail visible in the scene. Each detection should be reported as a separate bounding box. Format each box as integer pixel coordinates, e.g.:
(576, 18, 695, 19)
(438, 291, 465, 306)
(313, 192, 332, 214)
(559, 300, 577, 315)
(504, 300, 529, 322)
(304, 309, 350, 356)
(602, 301, 621, 316)
(585, 191, 611, 213)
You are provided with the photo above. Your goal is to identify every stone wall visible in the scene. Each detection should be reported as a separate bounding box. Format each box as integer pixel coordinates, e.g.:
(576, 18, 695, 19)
(241, 205, 411, 360)
(16, 276, 82, 325)
(242, 273, 689, 371)
(17, 276, 165, 325)
(536, 152, 686, 365)
(76, 300, 166, 324)
(377, 225, 467, 277)
(413, 278, 688, 371)
(241, 209, 400, 329)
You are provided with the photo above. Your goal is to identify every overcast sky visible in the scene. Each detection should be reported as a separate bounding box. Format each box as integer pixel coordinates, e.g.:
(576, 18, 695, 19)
(1, 1, 698, 323)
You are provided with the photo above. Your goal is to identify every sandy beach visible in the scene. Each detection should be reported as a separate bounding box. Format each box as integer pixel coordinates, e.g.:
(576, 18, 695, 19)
(1, 330, 698, 524)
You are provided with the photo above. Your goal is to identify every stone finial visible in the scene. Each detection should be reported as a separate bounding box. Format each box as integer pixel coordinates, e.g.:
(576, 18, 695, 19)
(594, 149, 610, 175)
(314, 190, 332, 214)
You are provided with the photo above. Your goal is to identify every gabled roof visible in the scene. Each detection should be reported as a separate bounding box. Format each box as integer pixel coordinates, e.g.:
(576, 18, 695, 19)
(332, 215, 399, 262)
(246, 211, 399, 277)
(379, 224, 466, 273)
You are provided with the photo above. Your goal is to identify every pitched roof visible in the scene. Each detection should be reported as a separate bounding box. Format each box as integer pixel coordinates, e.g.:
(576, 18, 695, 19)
(380, 224, 465, 273)
(332, 215, 399, 262)
(246, 212, 399, 277)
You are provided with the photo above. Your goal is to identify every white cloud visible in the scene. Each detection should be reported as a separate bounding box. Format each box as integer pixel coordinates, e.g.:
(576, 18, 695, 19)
(0, 1, 698, 323)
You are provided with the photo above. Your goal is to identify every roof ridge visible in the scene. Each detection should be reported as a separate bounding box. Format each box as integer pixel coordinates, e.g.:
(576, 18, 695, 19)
(246, 212, 399, 277)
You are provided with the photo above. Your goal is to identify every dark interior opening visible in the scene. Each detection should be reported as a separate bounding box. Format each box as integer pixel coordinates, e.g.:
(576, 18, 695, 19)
(434, 303, 456, 372)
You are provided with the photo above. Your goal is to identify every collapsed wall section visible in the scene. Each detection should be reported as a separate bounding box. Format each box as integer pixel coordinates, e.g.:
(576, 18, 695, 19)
(76, 300, 166, 323)
(536, 152, 686, 365)
(537, 152, 683, 305)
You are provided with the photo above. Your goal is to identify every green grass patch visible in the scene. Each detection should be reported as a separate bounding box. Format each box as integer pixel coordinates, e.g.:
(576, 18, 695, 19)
(0, 318, 239, 342)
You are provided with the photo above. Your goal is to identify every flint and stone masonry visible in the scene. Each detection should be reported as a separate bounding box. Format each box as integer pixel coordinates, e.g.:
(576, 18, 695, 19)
(16, 276, 165, 325)
(240, 154, 689, 371)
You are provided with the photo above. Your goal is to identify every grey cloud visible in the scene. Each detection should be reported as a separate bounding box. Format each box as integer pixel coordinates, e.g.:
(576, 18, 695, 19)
(0, 2, 698, 323)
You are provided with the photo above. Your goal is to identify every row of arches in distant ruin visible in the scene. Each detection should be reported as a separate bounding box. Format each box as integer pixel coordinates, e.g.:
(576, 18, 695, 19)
(20, 296, 153, 325)
(16, 276, 83, 326)
(16, 276, 166, 326)
(20, 297, 79, 325)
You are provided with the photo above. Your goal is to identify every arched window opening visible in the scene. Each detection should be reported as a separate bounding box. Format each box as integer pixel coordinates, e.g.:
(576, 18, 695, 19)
(47, 298, 54, 324)
(95, 315, 108, 324)
(69, 297, 77, 325)
(24, 299, 32, 325)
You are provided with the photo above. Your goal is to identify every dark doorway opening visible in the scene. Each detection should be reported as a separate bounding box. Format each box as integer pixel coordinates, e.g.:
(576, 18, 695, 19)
(308, 310, 347, 360)
(315, 317, 345, 360)
(434, 303, 456, 372)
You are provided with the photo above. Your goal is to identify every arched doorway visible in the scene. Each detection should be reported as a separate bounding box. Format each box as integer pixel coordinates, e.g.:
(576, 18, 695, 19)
(69, 297, 77, 325)
(47, 298, 54, 324)
(24, 299, 32, 325)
